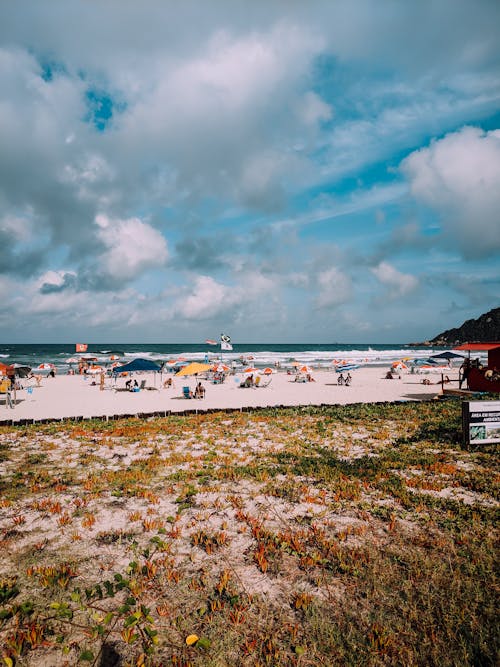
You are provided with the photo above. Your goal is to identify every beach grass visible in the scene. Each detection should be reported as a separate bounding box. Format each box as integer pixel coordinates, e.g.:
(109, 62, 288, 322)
(0, 401, 498, 666)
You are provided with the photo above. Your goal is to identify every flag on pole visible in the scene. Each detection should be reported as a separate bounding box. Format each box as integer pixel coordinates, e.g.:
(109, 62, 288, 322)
(76, 343, 88, 353)
(220, 333, 233, 351)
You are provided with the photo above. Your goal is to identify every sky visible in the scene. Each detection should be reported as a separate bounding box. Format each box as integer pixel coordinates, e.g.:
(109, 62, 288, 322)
(0, 0, 499, 344)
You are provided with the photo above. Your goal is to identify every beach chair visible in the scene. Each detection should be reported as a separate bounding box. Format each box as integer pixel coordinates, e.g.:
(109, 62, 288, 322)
(182, 386, 193, 399)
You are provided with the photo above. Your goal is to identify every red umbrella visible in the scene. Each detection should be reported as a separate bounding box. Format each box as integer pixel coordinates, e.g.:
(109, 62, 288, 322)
(37, 363, 55, 371)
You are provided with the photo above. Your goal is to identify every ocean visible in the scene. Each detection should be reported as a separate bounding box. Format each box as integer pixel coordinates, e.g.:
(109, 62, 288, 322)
(0, 343, 450, 373)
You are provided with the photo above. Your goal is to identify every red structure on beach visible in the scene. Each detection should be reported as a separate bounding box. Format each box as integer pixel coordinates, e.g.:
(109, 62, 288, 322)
(454, 343, 500, 393)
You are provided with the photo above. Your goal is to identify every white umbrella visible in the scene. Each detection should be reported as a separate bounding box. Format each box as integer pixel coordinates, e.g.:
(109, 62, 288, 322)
(87, 365, 104, 375)
(37, 363, 55, 371)
(212, 363, 230, 372)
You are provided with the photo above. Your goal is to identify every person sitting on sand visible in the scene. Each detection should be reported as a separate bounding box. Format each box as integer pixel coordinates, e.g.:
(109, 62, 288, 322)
(306, 373, 315, 382)
(125, 379, 132, 390)
(421, 378, 431, 385)
(163, 377, 173, 388)
(385, 371, 394, 379)
(194, 382, 205, 399)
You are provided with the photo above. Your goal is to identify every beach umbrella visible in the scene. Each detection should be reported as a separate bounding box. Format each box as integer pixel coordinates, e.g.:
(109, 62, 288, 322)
(212, 363, 230, 372)
(108, 354, 122, 361)
(175, 362, 212, 377)
(391, 361, 408, 371)
(260, 367, 275, 375)
(166, 357, 187, 367)
(37, 363, 55, 371)
(242, 367, 259, 374)
(8, 364, 32, 378)
(299, 365, 314, 374)
(87, 365, 104, 375)
(65, 357, 79, 364)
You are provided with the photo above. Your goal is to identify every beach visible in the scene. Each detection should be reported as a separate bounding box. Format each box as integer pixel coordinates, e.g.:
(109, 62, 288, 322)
(2, 366, 457, 422)
(0, 395, 496, 666)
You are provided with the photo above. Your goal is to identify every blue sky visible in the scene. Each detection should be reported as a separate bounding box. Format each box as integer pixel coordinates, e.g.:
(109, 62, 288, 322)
(0, 0, 499, 343)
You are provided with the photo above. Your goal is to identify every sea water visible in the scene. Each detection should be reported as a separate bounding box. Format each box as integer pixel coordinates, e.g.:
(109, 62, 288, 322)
(0, 343, 455, 373)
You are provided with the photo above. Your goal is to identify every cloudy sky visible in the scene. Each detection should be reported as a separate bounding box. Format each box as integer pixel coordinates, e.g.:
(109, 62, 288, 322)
(1, 0, 499, 343)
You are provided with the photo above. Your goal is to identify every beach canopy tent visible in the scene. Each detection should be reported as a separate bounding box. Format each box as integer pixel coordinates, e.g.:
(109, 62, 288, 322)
(112, 358, 161, 374)
(175, 362, 212, 377)
(453, 343, 500, 352)
(454, 342, 500, 368)
(430, 351, 465, 361)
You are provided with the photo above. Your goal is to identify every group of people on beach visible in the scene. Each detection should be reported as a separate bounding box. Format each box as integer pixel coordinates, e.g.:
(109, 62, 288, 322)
(337, 372, 352, 386)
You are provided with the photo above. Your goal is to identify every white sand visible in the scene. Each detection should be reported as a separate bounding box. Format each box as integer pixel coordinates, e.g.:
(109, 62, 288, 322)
(2, 367, 457, 422)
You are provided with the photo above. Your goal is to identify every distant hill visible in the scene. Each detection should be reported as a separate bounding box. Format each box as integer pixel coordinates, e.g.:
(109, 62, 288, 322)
(429, 307, 500, 346)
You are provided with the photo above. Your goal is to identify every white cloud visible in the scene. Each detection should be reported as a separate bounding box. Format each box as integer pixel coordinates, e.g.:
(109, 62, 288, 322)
(315, 268, 352, 308)
(401, 126, 500, 257)
(174, 272, 275, 321)
(36, 270, 74, 290)
(371, 261, 418, 298)
(177, 275, 230, 320)
(295, 91, 332, 127)
(95, 214, 168, 279)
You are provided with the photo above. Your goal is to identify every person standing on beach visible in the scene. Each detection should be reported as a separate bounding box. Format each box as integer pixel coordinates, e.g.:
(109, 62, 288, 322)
(6, 381, 14, 409)
(459, 358, 471, 389)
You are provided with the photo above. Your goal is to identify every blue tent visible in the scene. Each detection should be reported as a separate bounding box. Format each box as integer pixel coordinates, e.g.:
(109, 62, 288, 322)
(430, 351, 465, 361)
(112, 358, 161, 374)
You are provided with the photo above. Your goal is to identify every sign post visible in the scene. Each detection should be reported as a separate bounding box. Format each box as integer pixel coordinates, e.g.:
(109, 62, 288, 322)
(462, 400, 500, 448)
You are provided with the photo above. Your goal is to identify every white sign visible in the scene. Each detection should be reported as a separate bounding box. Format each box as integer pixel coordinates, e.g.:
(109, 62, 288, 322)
(463, 400, 500, 445)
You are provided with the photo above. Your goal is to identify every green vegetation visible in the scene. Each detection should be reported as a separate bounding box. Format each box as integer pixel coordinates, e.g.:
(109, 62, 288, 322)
(0, 401, 498, 665)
